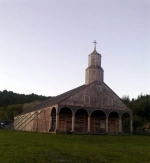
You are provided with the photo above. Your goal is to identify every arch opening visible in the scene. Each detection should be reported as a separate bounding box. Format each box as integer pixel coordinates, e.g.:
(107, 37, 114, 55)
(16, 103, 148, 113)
(122, 113, 130, 133)
(90, 110, 106, 133)
(108, 111, 119, 133)
(75, 109, 88, 132)
(50, 107, 56, 131)
(59, 107, 72, 132)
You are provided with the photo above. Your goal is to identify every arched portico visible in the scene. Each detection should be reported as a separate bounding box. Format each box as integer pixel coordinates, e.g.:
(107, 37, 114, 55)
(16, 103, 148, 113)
(75, 109, 88, 132)
(58, 107, 72, 132)
(108, 111, 120, 133)
(50, 107, 56, 131)
(90, 110, 106, 133)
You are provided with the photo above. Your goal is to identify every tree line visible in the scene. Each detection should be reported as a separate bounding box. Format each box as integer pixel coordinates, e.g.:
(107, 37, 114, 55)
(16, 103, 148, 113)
(0, 90, 51, 120)
(122, 94, 150, 129)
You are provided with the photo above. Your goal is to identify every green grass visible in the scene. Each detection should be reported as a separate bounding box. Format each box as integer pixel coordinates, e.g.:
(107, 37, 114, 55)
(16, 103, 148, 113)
(0, 130, 150, 163)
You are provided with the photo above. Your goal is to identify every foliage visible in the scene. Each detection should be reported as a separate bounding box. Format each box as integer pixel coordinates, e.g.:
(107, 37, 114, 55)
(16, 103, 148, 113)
(132, 95, 150, 121)
(0, 130, 150, 163)
(0, 90, 50, 107)
(122, 94, 150, 129)
(122, 113, 130, 132)
(0, 90, 51, 120)
(122, 95, 130, 104)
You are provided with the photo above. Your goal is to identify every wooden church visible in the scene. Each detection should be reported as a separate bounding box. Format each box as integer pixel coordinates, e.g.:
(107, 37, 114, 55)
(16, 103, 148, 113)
(14, 42, 133, 134)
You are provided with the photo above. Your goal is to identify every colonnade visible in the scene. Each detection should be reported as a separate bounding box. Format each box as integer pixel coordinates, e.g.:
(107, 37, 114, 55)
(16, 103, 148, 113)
(51, 107, 133, 134)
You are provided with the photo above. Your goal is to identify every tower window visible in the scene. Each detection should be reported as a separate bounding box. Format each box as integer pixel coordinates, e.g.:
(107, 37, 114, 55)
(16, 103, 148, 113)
(84, 95, 90, 104)
(97, 84, 102, 92)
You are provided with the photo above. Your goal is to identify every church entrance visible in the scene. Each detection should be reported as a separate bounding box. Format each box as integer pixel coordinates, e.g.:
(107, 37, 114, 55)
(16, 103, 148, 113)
(59, 107, 72, 132)
(108, 112, 119, 133)
(90, 110, 106, 133)
(75, 109, 88, 132)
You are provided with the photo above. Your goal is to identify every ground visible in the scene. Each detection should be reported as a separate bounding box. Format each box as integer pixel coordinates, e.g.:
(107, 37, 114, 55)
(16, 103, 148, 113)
(0, 130, 150, 163)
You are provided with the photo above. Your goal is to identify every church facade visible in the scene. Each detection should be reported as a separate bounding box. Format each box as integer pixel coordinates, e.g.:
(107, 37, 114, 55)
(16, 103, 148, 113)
(14, 44, 132, 134)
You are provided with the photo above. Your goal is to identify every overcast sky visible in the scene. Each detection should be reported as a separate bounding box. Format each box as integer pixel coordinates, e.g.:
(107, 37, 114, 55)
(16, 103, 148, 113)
(0, 0, 150, 99)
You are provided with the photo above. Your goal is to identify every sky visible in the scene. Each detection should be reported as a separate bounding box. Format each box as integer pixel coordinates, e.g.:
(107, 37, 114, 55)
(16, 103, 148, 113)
(0, 0, 150, 99)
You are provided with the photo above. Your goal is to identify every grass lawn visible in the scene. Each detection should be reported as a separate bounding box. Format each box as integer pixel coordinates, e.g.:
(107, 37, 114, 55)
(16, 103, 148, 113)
(0, 130, 150, 163)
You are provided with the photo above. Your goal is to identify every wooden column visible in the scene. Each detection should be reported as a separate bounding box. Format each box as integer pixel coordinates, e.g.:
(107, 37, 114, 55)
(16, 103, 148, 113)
(55, 114, 59, 132)
(88, 116, 91, 133)
(71, 114, 75, 132)
(130, 118, 133, 133)
(119, 118, 122, 133)
(106, 117, 108, 133)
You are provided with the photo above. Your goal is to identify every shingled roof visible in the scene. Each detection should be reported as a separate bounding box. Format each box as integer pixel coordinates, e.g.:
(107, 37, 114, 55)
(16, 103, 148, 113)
(20, 84, 87, 115)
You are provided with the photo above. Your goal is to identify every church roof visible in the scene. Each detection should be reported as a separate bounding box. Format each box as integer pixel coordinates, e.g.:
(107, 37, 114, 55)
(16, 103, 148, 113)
(90, 49, 101, 56)
(18, 80, 131, 116)
(20, 84, 87, 115)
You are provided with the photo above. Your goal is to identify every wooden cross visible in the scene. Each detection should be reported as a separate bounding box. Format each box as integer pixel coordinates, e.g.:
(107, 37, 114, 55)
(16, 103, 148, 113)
(93, 40, 97, 50)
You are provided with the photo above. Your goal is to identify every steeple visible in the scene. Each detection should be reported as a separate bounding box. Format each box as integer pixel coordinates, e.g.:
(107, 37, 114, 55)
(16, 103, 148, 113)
(85, 41, 104, 85)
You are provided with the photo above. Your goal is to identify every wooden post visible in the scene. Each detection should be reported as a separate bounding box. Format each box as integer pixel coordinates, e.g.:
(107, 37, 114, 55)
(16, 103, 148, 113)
(119, 118, 122, 133)
(106, 117, 108, 133)
(88, 116, 91, 133)
(71, 114, 75, 132)
(130, 118, 133, 133)
(55, 114, 59, 132)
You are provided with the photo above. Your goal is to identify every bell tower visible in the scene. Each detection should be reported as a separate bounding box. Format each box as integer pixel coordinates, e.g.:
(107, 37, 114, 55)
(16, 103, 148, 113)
(85, 41, 104, 85)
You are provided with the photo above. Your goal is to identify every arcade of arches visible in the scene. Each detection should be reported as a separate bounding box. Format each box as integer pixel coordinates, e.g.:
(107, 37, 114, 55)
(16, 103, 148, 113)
(50, 107, 133, 134)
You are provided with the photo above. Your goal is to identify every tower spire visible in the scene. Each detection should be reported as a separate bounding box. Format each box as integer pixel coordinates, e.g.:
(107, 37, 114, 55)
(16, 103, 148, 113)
(93, 40, 97, 51)
(85, 41, 104, 85)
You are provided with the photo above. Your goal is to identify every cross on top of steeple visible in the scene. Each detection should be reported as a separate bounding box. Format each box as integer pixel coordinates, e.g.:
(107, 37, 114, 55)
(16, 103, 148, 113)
(93, 40, 97, 50)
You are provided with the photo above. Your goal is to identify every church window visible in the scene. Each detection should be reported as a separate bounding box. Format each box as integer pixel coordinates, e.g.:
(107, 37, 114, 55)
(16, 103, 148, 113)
(84, 95, 90, 104)
(97, 84, 102, 92)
